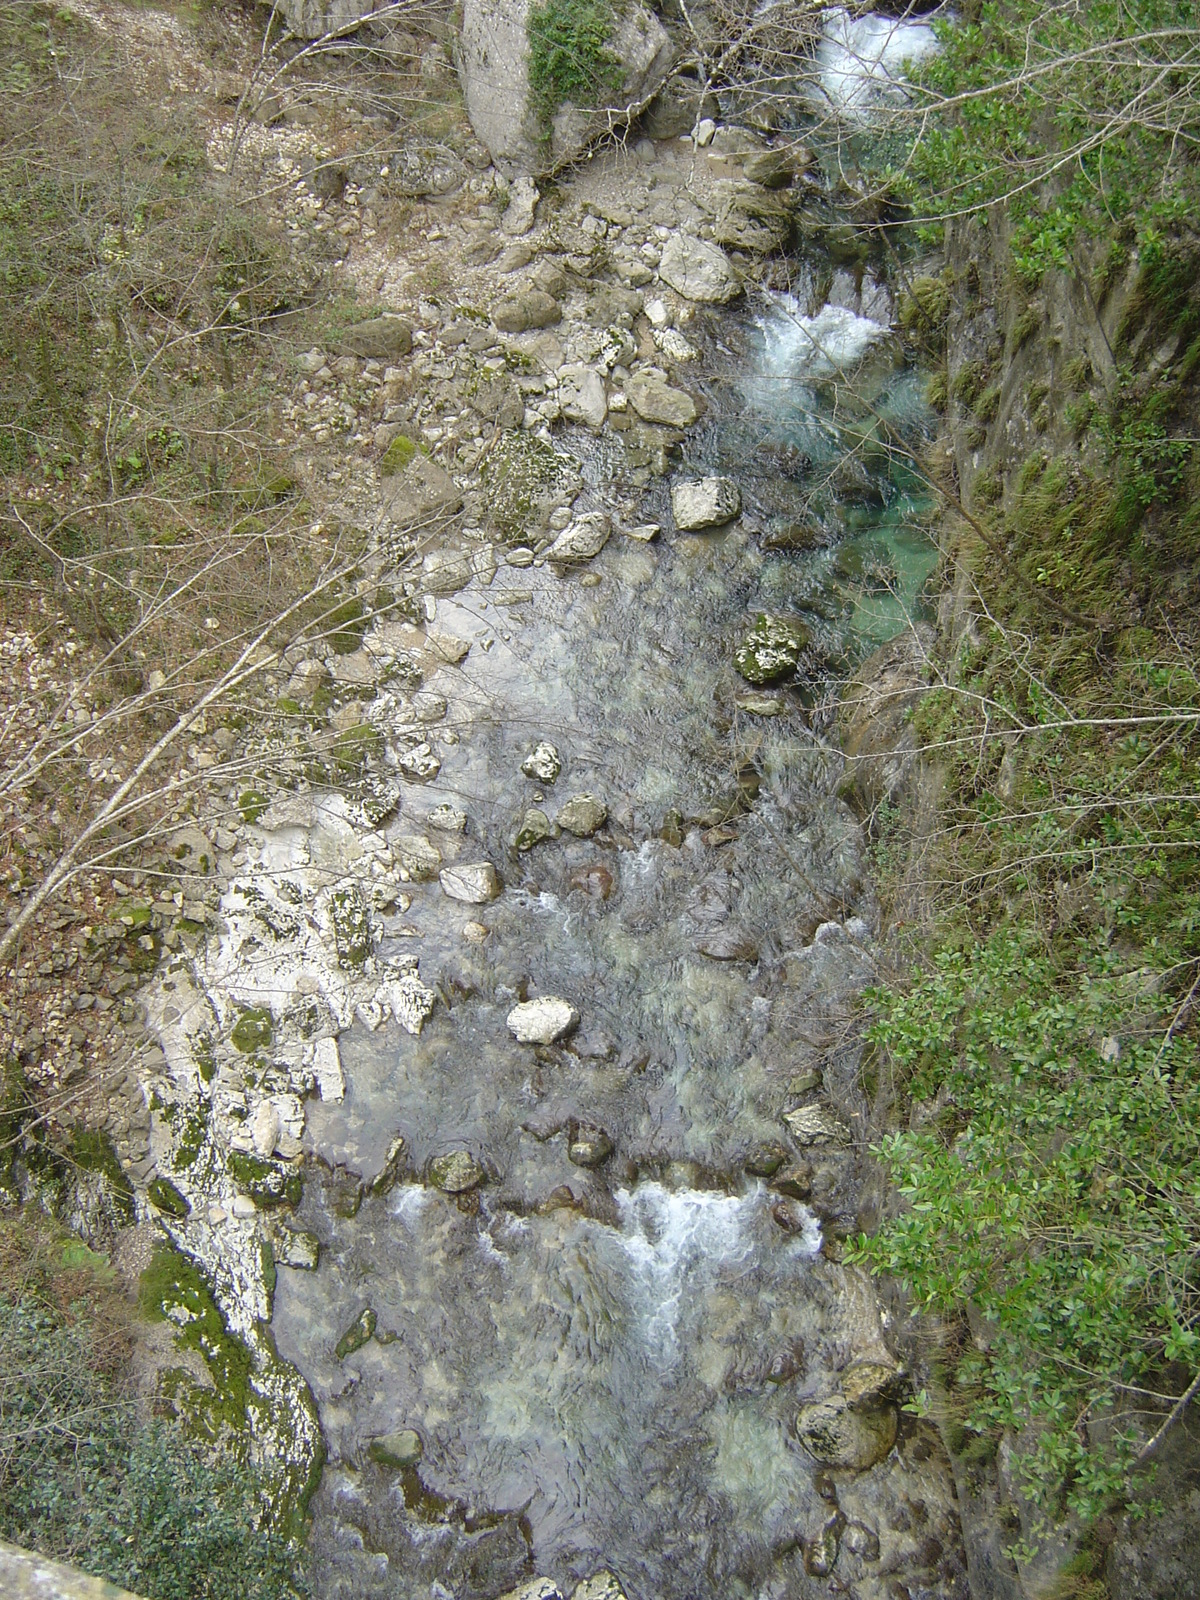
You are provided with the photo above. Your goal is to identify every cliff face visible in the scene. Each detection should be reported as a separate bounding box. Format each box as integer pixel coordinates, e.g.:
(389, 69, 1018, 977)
(922, 207, 1200, 1600)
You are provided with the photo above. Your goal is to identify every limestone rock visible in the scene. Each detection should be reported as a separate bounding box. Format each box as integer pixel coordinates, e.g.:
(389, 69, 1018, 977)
(460, 0, 674, 172)
(641, 77, 718, 139)
(501, 173, 540, 236)
(395, 834, 442, 882)
(838, 626, 933, 814)
(658, 233, 741, 303)
(742, 149, 796, 188)
(626, 374, 697, 428)
(427, 803, 468, 832)
(250, 1100, 281, 1158)
(568, 1123, 614, 1166)
(335, 314, 413, 359)
(547, 512, 611, 563)
(735, 613, 809, 684)
(382, 452, 463, 527)
(711, 181, 795, 254)
(312, 1036, 345, 1102)
(440, 862, 502, 903)
(796, 1395, 898, 1471)
(428, 1149, 484, 1192)
(507, 996, 580, 1044)
(497, 1582, 562, 1600)
(275, 1227, 320, 1270)
(557, 793, 607, 836)
(516, 808, 554, 851)
(492, 289, 562, 334)
(557, 365, 608, 428)
(522, 741, 562, 782)
(671, 476, 741, 529)
(735, 692, 787, 716)
(573, 1573, 627, 1600)
(784, 1102, 850, 1145)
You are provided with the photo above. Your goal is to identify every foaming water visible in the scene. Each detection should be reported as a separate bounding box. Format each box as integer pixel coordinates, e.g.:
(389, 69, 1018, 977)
(757, 296, 890, 378)
(814, 6, 941, 118)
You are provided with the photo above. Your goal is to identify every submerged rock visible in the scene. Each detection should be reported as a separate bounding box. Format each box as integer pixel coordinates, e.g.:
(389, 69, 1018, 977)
(395, 834, 442, 881)
(626, 373, 697, 428)
(783, 1102, 850, 1145)
(568, 1123, 614, 1167)
(547, 512, 611, 563)
(335, 1306, 377, 1359)
(508, 996, 580, 1044)
(573, 1574, 627, 1600)
(796, 1395, 898, 1471)
(658, 232, 742, 303)
(672, 477, 741, 530)
(428, 1150, 484, 1193)
(367, 1428, 423, 1469)
(557, 365, 608, 429)
(440, 862, 502, 903)
(522, 741, 562, 782)
(557, 793, 607, 836)
(735, 613, 809, 684)
(516, 808, 554, 851)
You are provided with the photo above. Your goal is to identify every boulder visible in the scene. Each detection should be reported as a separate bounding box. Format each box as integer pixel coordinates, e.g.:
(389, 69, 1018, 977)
(742, 149, 796, 188)
(460, 0, 674, 172)
(573, 1575, 627, 1600)
(547, 512, 611, 563)
(334, 314, 413, 359)
(522, 741, 562, 782)
(382, 453, 463, 527)
(557, 365, 608, 428)
(626, 374, 697, 428)
(440, 862, 502, 903)
(557, 794, 607, 836)
(274, 0, 376, 38)
(395, 835, 442, 882)
(428, 1150, 484, 1192)
(796, 1395, 898, 1471)
(507, 996, 580, 1044)
(711, 181, 795, 254)
(658, 233, 741, 303)
(492, 289, 562, 334)
(838, 627, 933, 814)
(501, 173, 540, 236)
(672, 476, 741, 530)
(735, 613, 809, 684)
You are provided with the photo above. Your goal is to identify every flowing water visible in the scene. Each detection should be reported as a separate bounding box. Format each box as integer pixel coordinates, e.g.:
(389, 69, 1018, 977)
(271, 20, 958, 1599)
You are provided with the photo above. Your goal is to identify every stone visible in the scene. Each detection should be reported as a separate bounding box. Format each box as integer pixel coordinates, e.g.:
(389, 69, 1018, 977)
(743, 149, 795, 188)
(804, 1512, 845, 1578)
(735, 613, 809, 684)
(459, 0, 674, 172)
(516, 808, 554, 851)
(711, 181, 795, 254)
(771, 1162, 813, 1200)
(671, 476, 741, 529)
(367, 1428, 423, 1469)
(275, 1227, 320, 1270)
(522, 741, 562, 782)
(427, 803, 467, 832)
(838, 626, 933, 815)
(492, 289, 562, 334)
(440, 862, 502, 903)
(695, 926, 759, 961)
(428, 1149, 484, 1193)
(335, 1306, 377, 1359)
(395, 834, 442, 882)
(658, 232, 741, 303)
(250, 1100, 281, 1159)
(693, 116, 716, 146)
(568, 1123, 614, 1167)
(312, 1036, 345, 1102)
(383, 452, 464, 527)
(841, 1360, 903, 1407)
(507, 996, 580, 1044)
(557, 365, 608, 428)
(497, 1583, 562, 1600)
(796, 1395, 898, 1471)
(501, 173, 540, 236)
(557, 793, 607, 836)
(573, 1574, 626, 1600)
(626, 374, 697, 428)
(783, 1103, 850, 1145)
(622, 522, 660, 542)
(735, 692, 787, 716)
(547, 512, 611, 563)
(335, 315, 412, 359)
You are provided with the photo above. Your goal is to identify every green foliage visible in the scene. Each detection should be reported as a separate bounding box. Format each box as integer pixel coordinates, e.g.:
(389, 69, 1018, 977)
(526, 0, 622, 132)
(870, 1, 1200, 288)
(1, 1223, 303, 1599)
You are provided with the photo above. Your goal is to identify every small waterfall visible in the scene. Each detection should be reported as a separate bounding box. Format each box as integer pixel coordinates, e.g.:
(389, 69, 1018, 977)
(813, 6, 941, 118)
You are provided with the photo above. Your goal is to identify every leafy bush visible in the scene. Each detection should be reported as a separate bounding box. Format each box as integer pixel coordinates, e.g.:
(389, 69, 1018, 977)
(0, 1215, 304, 1599)
(527, 0, 622, 131)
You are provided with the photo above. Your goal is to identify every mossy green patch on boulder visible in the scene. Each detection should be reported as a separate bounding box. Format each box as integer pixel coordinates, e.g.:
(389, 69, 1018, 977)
(326, 597, 367, 655)
(735, 613, 809, 684)
(227, 1150, 302, 1209)
(238, 789, 269, 824)
(335, 1306, 377, 1359)
(380, 432, 419, 474)
(479, 430, 578, 541)
(332, 722, 382, 772)
(148, 1175, 191, 1217)
(231, 1007, 273, 1053)
(140, 1242, 254, 1432)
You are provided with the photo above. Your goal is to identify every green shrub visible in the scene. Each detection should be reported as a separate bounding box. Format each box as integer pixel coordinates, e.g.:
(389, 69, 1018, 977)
(527, 0, 622, 131)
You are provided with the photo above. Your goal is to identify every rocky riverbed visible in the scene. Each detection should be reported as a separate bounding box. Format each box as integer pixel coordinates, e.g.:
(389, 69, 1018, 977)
(94, 10, 968, 1598)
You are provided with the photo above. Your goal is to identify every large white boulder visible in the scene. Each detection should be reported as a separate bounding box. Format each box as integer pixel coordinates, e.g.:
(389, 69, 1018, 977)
(658, 233, 742, 303)
(671, 477, 742, 529)
(459, 0, 674, 171)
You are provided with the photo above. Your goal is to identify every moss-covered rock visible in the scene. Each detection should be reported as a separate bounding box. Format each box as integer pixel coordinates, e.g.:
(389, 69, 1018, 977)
(148, 1174, 191, 1217)
(734, 613, 809, 684)
(231, 1007, 273, 1053)
(335, 1306, 377, 1359)
(227, 1150, 302, 1209)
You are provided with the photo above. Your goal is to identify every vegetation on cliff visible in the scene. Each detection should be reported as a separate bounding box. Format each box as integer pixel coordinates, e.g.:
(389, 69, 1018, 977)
(852, 0, 1200, 1554)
